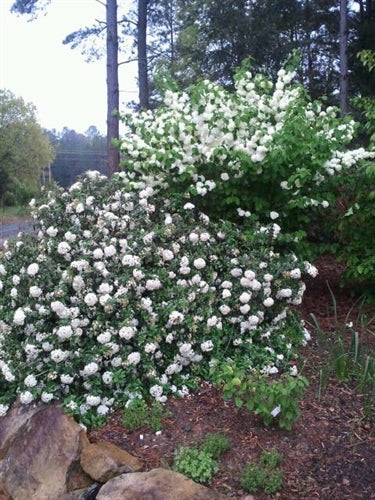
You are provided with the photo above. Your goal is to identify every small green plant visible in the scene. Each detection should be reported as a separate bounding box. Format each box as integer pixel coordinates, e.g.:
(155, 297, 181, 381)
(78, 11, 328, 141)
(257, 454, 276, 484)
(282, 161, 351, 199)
(201, 432, 230, 459)
(173, 446, 219, 484)
(259, 448, 282, 469)
(210, 362, 309, 430)
(240, 448, 284, 495)
(122, 399, 170, 431)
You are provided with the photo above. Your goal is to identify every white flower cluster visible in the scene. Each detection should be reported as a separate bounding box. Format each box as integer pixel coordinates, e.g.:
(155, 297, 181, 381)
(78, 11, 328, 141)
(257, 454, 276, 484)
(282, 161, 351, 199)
(0, 171, 312, 421)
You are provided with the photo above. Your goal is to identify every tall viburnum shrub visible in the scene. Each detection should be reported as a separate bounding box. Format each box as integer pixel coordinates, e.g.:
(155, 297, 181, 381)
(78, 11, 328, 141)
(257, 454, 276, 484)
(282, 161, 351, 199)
(0, 171, 314, 423)
(119, 64, 374, 254)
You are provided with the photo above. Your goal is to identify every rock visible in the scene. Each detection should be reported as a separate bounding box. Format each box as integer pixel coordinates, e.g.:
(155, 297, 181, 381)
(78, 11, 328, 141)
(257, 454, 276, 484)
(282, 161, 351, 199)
(0, 404, 92, 500)
(80, 440, 143, 482)
(96, 468, 229, 500)
(0, 401, 43, 459)
(0, 402, 232, 500)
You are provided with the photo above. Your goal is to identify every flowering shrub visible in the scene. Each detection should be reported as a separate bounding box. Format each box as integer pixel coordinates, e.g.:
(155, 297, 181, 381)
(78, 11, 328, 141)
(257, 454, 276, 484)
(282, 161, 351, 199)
(119, 64, 374, 253)
(0, 171, 315, 423)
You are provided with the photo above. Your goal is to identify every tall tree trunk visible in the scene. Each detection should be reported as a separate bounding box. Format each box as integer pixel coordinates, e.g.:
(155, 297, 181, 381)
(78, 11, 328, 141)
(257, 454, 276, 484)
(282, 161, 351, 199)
(340, 0, 348, 117)
(106, 0, 120, 175)
(138, 0, 149, 109)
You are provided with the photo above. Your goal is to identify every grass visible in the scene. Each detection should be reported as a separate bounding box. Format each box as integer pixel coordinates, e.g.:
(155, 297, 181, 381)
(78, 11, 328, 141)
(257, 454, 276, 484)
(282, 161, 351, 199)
(308, 282, 375, 419)
(0, 205, 31, 224)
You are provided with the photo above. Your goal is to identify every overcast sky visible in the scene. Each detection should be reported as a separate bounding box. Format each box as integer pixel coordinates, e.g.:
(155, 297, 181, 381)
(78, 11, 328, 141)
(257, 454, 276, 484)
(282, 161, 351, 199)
(0, 0, 138, 134)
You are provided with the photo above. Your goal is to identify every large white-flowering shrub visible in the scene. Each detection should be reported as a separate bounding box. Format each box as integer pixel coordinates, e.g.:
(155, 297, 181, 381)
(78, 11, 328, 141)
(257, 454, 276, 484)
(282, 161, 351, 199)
(0, 172, 315, 423)
(119, 65, 374, 252)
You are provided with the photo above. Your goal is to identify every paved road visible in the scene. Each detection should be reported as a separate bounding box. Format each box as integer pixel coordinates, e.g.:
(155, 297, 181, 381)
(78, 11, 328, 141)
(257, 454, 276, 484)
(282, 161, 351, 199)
(0, 219, 34, 246)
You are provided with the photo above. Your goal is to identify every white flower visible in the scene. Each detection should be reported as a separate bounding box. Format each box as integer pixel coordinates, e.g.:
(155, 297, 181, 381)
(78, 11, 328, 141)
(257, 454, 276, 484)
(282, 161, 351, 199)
(29, 285, 42, 298)
(150, 385, 163, 398)
(189, 233, 199, 243)
(12, 275, 20, 285)
(97, 404, 110, 415)
(13, 308, 26, 326)
(221, 280, 233, 289)
(305, 262, 318, 277)
(263, 297, 274, 307)
(146, 278, 162, 291)
(290, 268, 301, 279)
(51, 301, 70, 318)
(41, 392, 54, 403)
(270, 211, 279, 220)
(104, 245, 117, 258)
(162, 249, 174, 261)
(86, 395, 101, 406)
(290, 365, 298, 377)
(127, 352, 141, 365)
(183, 203, 195, 210)
(276, 288, 292, 299)
(102, 371, 113, 385)
(193, 258, 206, 269)
(119, 326, 137, 340)
(84, 292, 98, 307)
(27, 263, 39, 276)
(93, 248, 104, 259)
(50, 349, 68, 363)
(76, 202, 85, 213)
(24, 374, 37, 387)
(220, 172, 229, 181)
(46, 226, 58, 237)
(240, 304, 250, 315)
(64, 231, 76, 242)
(239, 292, 251, 303)
(230, 268, 243, 278)
(245, 270, 256, 280)
(60, 374, 74, 384)
(97, 331, 111, 344)
(222, 289, 231, 299)
(219, 304, 231, 315)
(145, 342, 158, 354)
(57, 242, 71, 255)
(201, 340, 214, 352)
(20, 391, 34, 405)
(82, 362, 99, 376)
(122, 254, 141, 266)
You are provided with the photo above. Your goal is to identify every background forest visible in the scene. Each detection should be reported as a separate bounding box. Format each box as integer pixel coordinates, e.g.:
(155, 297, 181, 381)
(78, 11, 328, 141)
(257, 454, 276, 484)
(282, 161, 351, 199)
(2, 0, 375, 199)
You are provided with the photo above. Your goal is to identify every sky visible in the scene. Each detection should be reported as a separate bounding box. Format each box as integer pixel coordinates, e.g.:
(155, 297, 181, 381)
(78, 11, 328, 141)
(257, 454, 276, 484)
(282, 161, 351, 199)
(0, 0, 138, 135)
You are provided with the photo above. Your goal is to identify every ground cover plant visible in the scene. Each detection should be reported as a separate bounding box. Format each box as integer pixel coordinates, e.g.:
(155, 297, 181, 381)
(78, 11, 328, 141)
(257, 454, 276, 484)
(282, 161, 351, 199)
(0, 170, 314, 424)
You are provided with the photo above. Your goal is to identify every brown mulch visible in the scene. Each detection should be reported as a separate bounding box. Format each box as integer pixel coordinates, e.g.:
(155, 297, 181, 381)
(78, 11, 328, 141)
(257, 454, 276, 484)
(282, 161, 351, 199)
(89, 254, 375, 499)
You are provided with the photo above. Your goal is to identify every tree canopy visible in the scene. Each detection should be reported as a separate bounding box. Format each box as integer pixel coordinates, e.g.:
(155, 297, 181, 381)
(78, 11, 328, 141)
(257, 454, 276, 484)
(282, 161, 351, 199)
(0, 89, 55, 204)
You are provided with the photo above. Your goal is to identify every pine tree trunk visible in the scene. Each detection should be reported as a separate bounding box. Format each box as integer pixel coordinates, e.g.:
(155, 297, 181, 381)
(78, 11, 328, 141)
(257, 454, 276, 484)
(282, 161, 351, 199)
(339, 0, 348, 117)
(138, 0, 149, 109)
(106, 0, 120, 175)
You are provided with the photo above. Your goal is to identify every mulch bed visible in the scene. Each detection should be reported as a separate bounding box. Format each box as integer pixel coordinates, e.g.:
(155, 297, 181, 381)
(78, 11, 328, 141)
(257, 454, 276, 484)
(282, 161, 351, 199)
(89, 254, 375, 499)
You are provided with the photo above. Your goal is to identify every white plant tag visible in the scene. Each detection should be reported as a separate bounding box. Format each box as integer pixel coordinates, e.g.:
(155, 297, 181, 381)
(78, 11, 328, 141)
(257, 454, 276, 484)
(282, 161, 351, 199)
(270, 405, 281, 417)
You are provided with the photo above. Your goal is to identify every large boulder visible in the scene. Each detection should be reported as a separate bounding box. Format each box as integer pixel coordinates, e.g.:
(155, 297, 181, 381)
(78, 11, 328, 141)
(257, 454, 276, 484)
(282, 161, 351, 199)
(96, 468, 229, 500)
(0, 403, 92, 500)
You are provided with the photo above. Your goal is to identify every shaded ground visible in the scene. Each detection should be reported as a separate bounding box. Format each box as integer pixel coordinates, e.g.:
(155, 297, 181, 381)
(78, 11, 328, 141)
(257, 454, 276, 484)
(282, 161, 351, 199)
(76, 255, 375, 498)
